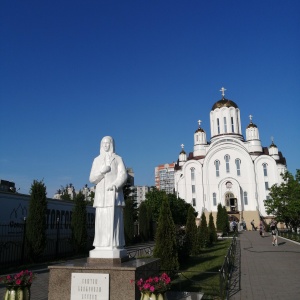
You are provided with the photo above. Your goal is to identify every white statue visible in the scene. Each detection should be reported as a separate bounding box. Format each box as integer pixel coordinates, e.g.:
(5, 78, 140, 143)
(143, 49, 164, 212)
(89, 136, 127, 252)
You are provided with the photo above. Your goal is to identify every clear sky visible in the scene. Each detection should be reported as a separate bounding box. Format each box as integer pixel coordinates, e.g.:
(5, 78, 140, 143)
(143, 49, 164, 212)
(1, 0, 299, 197)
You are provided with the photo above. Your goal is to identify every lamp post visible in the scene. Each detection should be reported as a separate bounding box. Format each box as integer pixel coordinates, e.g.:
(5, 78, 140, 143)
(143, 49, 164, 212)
(176, 174, 183, 199)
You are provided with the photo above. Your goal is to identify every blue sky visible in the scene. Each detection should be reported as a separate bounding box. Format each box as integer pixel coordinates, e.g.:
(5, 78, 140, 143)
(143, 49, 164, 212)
(1, 0, 299, 197)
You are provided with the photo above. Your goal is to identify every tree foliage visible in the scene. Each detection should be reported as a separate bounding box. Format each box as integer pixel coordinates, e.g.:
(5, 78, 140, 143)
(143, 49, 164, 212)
(26, 180, 47, 261)
(144, 189, 192, 226)
(198, 212, 209, 248)
(124, 198, 135, 245)
(71, 191, 88, 254)
(208, 212, 218, 245)
(153, 195, 179, 272)
(139, 202, 150, 241)
(265, 170, 300, 230)
(185, 206, 198, 255)
(123, 183, 137, 245)
(216, 203, 229, 233)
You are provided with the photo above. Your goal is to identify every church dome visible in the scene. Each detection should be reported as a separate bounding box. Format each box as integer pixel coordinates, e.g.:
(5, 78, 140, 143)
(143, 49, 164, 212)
(211, 98, 238, 110)
(247, 122, 257, 129)
(195, 127, 205, 133)
(270, 141, 277, 148)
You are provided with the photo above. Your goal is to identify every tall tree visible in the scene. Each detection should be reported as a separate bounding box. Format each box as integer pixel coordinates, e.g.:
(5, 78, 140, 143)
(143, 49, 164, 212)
(124, 198, 135, 245)
(26, 180, 47, 261)
(216, 203, 229, 233)
(185, 206, 198, 255)
(198, 212, 209, 248)
(153, 195, 179, 272)
(139, 202, 150, 241)
(208, 212, 218, 246)
(265, 170, 300, 231)
(216, 203, 223, 232)
(123, 183, 137, 245)
(145, 189, 192, 226)
(71, 191, 88, 254)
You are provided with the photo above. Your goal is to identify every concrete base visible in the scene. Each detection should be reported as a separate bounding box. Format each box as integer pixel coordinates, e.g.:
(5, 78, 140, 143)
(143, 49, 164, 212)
(89, 247, 128, 258)
(48, 257, 160, 300)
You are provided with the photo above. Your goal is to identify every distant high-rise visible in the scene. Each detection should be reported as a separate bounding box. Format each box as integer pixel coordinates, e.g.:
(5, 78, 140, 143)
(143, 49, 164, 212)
(155, 163, 175, 194)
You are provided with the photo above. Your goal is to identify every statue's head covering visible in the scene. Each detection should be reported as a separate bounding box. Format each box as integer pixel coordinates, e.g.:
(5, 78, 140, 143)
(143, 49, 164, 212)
(100, 136, 115, 155)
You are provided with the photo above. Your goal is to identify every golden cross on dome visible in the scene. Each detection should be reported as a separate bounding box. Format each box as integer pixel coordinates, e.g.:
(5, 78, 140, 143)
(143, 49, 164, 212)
(220, 87, 226, 98)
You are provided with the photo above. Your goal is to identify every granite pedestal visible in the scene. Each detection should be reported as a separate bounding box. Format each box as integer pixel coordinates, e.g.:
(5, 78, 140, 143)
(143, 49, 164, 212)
(48, 257, 160, 300)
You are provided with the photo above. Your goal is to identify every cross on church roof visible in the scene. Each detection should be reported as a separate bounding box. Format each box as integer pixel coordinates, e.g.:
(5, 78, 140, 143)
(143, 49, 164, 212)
(249, 114, 253, 122)
(220, 87, 226, 98)
(181, 144, 184, 149)
(198, 120, 202, 127)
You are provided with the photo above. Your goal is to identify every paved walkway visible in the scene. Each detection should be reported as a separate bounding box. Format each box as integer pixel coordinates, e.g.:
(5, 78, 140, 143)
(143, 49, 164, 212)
(1, 234, 299, 299)
(229, 231, 300, 300)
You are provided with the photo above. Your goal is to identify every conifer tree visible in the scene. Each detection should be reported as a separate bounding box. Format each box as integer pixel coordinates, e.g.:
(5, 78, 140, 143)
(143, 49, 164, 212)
(222, 206, 230, 233)
(185, 206, 198, 255)
(139, 202, 150, 241)
(216, 203, 223, 232)
(153, 195, 179, 272)
(208, 212, 218, 245)
(124, 198, 135, 245)
(216, 204, 230, 233)
(198, 212, 209, 248)
(71, 191, 87, 254)
(26, 180, 47, 261)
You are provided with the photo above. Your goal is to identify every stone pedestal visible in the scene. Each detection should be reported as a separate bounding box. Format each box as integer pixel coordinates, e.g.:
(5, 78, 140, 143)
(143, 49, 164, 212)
(48, 257, 160, 300)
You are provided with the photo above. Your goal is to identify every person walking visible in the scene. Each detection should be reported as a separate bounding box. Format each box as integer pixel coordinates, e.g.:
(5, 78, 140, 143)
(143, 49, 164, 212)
(270, 220, 278, 246)
(251, 219, 257, 231)
(259, 218, 264, 237)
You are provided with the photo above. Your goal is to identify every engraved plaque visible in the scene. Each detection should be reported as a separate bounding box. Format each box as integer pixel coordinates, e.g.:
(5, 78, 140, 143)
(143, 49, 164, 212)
(71, 273, 109, 300)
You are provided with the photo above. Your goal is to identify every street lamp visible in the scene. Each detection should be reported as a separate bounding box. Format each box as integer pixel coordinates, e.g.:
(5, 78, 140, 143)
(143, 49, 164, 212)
(176, 174, 183, 199)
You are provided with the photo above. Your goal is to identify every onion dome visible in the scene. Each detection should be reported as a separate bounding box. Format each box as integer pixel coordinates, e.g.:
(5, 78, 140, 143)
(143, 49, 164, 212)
(270, 139, 277, 148)
(247, 115, 257, 128)
(211, 87, 238, 110)
(211, 98, 239, 110)
(195, 120, 205, 133)
(180, 144, 186, 154)
(179, 144, 187, 166)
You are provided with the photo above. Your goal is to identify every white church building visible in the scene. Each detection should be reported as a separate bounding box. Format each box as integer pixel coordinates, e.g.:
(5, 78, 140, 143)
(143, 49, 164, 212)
(174, 88, 287, 227)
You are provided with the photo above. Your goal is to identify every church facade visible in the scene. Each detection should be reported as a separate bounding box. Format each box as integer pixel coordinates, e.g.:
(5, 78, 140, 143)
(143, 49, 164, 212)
(174, 88, 287, 227)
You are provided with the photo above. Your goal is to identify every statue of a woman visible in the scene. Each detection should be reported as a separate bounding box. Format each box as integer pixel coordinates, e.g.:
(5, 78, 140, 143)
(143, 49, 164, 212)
(89, 136, 127, 249)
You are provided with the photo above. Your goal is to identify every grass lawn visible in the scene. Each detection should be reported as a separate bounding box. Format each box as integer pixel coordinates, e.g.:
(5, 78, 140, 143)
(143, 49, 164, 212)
(171, 238, 232, 299)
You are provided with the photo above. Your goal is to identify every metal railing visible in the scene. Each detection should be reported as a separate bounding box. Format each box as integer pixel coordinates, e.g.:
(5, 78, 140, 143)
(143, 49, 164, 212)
(0, 220, 94, 270)
(0, 221, 155, 271)
(219, 234, 237, 299)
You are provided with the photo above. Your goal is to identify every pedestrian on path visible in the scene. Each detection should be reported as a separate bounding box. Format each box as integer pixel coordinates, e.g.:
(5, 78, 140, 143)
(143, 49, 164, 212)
(251, 219, 257, 231)
(259, 218, 264, 237)
(270, 220, 278, 246)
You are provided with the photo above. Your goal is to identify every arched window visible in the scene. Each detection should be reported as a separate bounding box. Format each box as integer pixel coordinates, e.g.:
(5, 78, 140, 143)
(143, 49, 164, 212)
(217, 118, 220, 134)
(263, 163, 268, 177)
(192, 185, 195, 193)
(225, 155, 230, 173)
(215, 160, 220, 177)
(213, 193, 217, 206)
(231, 117, 234, 132)
(225, 192, 234, 209)
(192, 198, 196, 206)
(235, 159, 241, 176)
(244, 191, 248, 205)
(224, 117, 227, 133)
(191, 168, 195, 181)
